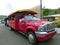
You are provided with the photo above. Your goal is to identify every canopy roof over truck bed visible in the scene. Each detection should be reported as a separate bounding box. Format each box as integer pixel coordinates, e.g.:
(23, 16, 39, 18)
(9, 9, 38, 18)
(11, 9, 38, 15)
(16, 9, 38, 14)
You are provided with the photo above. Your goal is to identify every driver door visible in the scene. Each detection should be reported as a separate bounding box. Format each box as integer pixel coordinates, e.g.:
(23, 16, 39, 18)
(19, 18, 26, 32)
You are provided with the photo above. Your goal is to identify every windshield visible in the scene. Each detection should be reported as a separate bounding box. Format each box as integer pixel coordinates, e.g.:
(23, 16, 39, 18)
(25, 16, 40, 21)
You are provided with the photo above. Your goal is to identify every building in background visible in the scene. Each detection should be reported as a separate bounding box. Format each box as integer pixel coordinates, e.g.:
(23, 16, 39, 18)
(43, 14, 60, 21)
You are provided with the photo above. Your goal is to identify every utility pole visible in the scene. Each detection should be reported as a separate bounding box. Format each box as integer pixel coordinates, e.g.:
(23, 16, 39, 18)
(40, 0, 43, 19)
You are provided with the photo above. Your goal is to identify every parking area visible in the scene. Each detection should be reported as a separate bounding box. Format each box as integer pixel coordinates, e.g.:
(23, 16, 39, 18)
(0, 24, 60, 45)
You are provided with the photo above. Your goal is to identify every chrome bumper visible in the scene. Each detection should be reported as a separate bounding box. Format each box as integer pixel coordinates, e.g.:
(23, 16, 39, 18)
(35, 30, 57, 37)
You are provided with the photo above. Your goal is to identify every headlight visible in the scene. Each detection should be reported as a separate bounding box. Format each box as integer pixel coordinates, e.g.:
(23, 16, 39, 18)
(38, 26, 45, 32)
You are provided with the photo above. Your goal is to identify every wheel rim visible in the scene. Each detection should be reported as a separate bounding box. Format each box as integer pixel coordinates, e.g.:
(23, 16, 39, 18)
(28, 34, 35, 43)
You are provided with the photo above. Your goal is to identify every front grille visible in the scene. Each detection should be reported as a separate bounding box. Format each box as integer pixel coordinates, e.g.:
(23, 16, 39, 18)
(46, 23, 55, 31)
(38, 23, 55, 32)
(47, 29, 55, 33)
(47, 24, 52, 30)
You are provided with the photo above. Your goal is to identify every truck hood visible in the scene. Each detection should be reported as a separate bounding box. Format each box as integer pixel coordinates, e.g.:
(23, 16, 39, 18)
(27, 20, 52, 26)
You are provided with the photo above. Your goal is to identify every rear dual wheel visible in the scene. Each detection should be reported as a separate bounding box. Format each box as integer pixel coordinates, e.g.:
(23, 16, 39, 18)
(10, 28, 15, 31)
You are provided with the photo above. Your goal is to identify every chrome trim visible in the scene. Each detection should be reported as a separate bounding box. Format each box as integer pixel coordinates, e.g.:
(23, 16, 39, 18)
(35, 30, 56, 37)
(38, 22, 55, 31)
(35, 31, 56, 34)
(35, 32, 47, 34)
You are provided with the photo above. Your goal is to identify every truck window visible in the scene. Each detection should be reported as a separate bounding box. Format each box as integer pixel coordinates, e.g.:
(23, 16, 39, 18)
(25, 16, 40, 21)
(10, 15, 15, 20)
(8, 16, 11, 20)
(19, 18, 24, 23)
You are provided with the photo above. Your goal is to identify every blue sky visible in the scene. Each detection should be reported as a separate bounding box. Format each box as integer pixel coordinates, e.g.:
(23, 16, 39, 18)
(0, 0, 40, 16)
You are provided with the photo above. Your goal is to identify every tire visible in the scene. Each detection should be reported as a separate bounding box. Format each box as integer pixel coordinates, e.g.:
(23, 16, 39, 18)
(27, 31, 38, 44)
(10, 28, 14, 31)
(5, 23, 6, 26)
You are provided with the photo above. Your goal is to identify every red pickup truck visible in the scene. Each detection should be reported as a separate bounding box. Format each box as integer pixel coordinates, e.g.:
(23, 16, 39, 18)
(7, 9, 57, 44)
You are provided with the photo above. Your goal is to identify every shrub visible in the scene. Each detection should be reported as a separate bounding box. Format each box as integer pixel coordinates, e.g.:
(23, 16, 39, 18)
(55, 21, 60, 27)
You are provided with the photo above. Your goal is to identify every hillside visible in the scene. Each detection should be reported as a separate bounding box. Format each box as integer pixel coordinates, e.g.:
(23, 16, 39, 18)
(0, 15, 7, 19)
(32, 5, 40, 12)
(31, 5, 40, 18)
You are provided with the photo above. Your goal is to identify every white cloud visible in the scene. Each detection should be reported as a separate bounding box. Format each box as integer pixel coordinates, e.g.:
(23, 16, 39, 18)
(42, 0, 60, 9)
(0, 0, 40, 16)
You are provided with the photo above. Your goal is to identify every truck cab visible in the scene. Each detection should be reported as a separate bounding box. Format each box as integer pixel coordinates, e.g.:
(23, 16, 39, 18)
(7, 9, 57, 44)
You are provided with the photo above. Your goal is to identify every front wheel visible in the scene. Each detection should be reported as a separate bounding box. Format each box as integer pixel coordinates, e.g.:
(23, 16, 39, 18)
(27, 31, 38, 44)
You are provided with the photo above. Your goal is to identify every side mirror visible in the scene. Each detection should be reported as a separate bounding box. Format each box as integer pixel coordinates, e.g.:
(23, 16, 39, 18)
(19, 19, 24, 23)
(19, 18, 26, 24)
(21, 20, 24, 23)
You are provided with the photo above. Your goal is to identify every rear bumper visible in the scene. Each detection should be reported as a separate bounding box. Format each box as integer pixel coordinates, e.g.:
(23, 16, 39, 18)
(35, 31, 57, 41)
